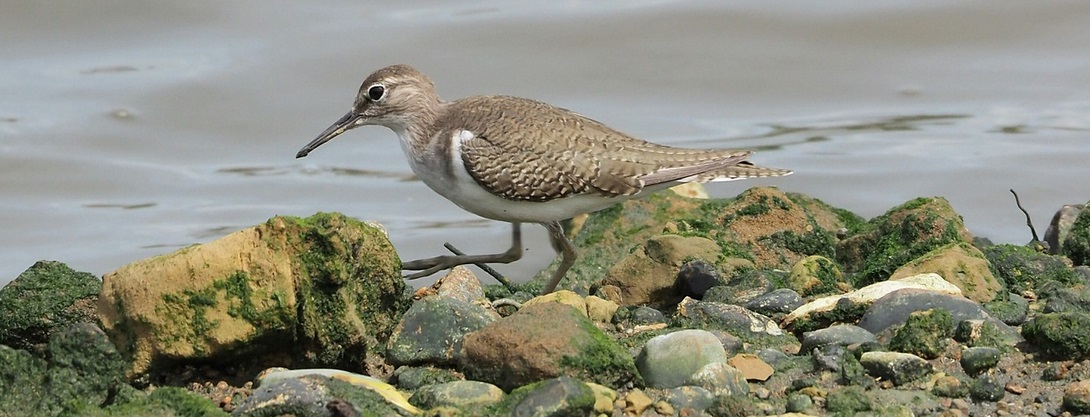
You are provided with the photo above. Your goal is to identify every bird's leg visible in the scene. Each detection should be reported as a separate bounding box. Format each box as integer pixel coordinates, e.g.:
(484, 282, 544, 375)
(540, 221, 577, 295)
(402, 222, 523, 279)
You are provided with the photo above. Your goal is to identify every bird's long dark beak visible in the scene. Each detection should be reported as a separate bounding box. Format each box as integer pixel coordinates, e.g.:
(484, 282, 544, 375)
(296, 111, 362, 158)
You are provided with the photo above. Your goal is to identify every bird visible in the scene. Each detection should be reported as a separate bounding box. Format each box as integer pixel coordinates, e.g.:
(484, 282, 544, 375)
(296, 64, 791, 294)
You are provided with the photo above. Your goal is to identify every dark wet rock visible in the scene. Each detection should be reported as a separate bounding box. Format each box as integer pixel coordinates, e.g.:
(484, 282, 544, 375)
(386, 295, 496, 366)
(459, 302, 637, 391)
(393, 366, 461, 391)
(409, 380, 504, 410)
(756, 348, 792, 370)
(744, 288, 803, 316)
(1042, 284, 1090, 314)
(631, 306, 667, 325)
(662, 386, 715, 414)
(98, 213, 410, 378)
(836, 197, 973, 287)
(825, 385, 872, 415)
(600, 234, 721, 307)
(611, 305, 667, 330)
(838, 349, 874, 388)
(812, 344, 850, 373)
(235, 375, 403, 417)
(702, 269, 776, 306)
(674, 259, 724, 299)
(635, 329, 727, 389)
(858, 289, 1019, 344)
(859, 351, 933, 386)
(708, 329, 744, 354)
(510, 376, 595, 417)
(1064, 380, 1090, 414)
(1042, 362, 1069, 381)
(674, 298, 783, 337)
(970, 374, 1005, 402)
(1063, 200, 1090, 266)
(0, 323, 133, 416)
(1046, 204, 1084, 255)
(0, 260, 100, 350)
(983, 293, 1029, 325)
(983, 243, 1082, 293)
(687, 361, 748, 396)
(960, 346, 1001, 376)
(801, 324, 877, 353)
(788, 255, 847, 297)
(888, 309, 954, 359)
(1022, 312, 1090, 360)
(889, 242, 1002, 303)
(932, 375, 970, 398)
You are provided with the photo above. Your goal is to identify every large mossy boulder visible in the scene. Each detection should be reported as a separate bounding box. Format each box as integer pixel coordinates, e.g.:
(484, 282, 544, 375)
(0, 323, 127, 416)
(1022, 312, 1090, 360)
(98, 213, 411, 379)
(983, 244, 1081, 294)
(837, 197, 973, 287)
(531, 186, 857, 293)
(0, 261, 101, 350)
(890, 242, 1003, 303)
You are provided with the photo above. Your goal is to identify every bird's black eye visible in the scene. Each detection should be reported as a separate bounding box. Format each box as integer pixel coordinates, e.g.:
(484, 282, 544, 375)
(367, 84, 386, 101)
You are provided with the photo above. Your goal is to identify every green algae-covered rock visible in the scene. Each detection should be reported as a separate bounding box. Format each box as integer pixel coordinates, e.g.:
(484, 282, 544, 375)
(530, 186, 854, 293)
(387, 295, 497, 366)
(492, 377, 596, 417)
(789, 255, 847, 297)
(0, 323, 129, 417)
(0, 261, 100, 350)
(98, 212, 410, 378)
(674, 187, 841, 272)
(1022, 312, 1090, 360)
(825, 385, 873, 415)
(1063, 201, 1090, 266)
(837, 197, 973, 287)
(888, 309, 954, 359)
(65, 386, 229, 417)
(530, 188, 707, 293)
(459, 302, 638, 391)
(984, 243, 1081, 293)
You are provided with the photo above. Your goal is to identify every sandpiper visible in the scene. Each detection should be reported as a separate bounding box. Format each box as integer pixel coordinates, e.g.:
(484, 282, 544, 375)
(297, 64, 791, 294)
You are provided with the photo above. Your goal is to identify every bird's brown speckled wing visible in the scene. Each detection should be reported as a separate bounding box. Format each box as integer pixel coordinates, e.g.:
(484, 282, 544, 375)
(448, 96, 781, 202)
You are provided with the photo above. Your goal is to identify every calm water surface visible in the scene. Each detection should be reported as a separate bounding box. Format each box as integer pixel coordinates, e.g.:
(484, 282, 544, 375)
(3, 1, 1089, 285)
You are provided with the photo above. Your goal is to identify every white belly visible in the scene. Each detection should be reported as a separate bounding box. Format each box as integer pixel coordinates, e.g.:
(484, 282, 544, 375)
(396, 128, 641, 223)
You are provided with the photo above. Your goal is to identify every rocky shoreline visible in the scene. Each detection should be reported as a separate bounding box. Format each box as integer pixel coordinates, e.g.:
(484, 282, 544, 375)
(2, 185, 1090, 417)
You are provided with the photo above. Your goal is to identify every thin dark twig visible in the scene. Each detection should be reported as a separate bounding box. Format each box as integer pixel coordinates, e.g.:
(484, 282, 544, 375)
(1010, 189, 1040, 242)
(443, 242, 518, 292)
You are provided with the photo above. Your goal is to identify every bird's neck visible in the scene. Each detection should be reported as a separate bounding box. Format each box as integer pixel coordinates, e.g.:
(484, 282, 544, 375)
(392, 99, 447, 159)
